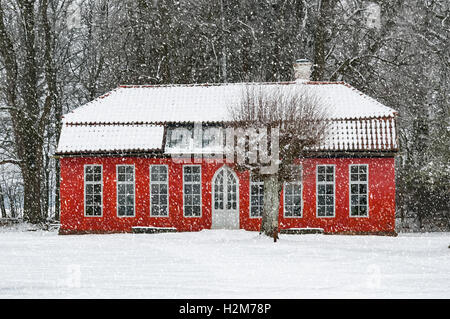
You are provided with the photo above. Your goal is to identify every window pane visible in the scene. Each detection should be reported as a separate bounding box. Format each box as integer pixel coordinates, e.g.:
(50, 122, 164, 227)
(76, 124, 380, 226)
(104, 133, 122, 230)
(93, 206, 101, 216)
(285, 196, 292, 205)
(159, 184, 167, 195)
(285, 206, 293, 217)
(318, 206, 325, 216)
(359, 184, 367, 194)
(151, 184, 159, 194)
(151, 195, 159, 205)
(326, 206, 334, 216)
(126, 195, 134, 205)
(318, 195, 325, 206)
(126, 206, 134, 216)
(93, 184, 101, 194)
(193, 206, 201, 216)
(192, 173, 201, 182)
(326, 185, 333, 194)
(285, 185, 293, 195)
(360, 196, 367, 205)
(359, 206, 367, 216)
(126, 184, 134, 194)
(318, 185, 326, 194)
(192, 184, 200, 194)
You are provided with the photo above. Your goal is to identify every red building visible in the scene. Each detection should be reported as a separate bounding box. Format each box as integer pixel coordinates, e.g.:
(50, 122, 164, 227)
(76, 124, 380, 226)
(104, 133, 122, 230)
(56, 63, 399, 235)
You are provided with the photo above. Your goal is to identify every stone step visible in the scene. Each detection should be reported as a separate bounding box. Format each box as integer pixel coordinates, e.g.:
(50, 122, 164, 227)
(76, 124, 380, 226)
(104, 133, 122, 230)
(280, 228, 324, 235)
(132, 226, 178, 234)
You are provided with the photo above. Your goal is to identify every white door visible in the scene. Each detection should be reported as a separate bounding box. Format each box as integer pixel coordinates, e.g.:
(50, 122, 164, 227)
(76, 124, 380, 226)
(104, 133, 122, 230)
(212, 166, 239, 229)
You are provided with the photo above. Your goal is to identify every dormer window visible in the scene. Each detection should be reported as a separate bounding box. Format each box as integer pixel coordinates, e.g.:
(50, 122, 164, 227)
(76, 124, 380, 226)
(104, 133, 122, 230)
(166, 125, 193, 149)
(202, 126, 223, 148)
(165, 124, 224, 153)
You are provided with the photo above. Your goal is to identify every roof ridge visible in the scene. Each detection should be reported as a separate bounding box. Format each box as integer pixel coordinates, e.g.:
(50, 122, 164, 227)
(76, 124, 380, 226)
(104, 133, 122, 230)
(117, 80, 348, 89)
(63, 115, 397, 126)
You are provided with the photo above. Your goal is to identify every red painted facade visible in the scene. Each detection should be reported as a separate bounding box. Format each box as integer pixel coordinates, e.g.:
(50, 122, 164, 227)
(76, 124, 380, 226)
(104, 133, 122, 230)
(59, 156, 396, 235)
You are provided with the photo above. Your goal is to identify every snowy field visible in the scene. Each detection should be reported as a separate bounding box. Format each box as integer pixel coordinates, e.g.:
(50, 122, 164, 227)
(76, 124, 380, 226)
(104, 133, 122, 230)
(0, 227, 449, 299)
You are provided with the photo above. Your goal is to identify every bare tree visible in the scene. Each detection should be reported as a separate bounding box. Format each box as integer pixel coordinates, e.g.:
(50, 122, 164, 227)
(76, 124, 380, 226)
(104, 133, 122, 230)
(0, 0, 67, 224)
(230, 85, 329, 239)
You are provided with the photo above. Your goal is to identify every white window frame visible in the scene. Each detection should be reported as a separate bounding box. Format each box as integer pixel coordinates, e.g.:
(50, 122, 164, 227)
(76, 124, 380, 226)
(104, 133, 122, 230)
(349, 164, 369, 218)
(316, 164, 336, 218)
(249, 173, 264, 219)
(84, 164, 103, 217)
(182, 165, 202, 218)
(283, 165, 303, 218)
(150, 164, 169, 217)
(116, 164, 136, 217)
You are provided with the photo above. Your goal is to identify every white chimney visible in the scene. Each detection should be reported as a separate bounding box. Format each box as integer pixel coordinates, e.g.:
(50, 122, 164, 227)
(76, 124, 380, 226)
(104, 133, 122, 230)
(293, 59, 312, 82)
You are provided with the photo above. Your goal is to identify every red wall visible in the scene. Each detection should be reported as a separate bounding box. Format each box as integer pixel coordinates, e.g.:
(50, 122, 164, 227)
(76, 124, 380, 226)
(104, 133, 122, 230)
(59, 156, 396, 235)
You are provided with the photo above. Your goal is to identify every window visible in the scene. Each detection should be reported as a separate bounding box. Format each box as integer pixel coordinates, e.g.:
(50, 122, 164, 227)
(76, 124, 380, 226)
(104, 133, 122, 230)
(349, 164, 369, 217)
(84, 165, 102, 217)
(117, 165, 135, 217)
(284, 165, 302, 218)
(250, 174, 264, 218)
(165, 125, 225, 153)
(150, 165, 169, 217)
(183, 165, 201, 217)
(166, 126, 193, 149)
(202, 126, 224, 148)
(317, 165, 335, 217)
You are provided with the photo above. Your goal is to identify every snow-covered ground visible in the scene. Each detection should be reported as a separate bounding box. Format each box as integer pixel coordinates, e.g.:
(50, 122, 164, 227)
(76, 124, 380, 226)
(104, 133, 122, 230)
(0, 227, 449, 298)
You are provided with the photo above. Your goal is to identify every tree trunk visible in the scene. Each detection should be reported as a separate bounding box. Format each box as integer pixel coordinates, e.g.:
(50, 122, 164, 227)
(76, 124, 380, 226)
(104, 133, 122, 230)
(311, 0, 335, 81)
(0, 183, 7, 218)
(22, 163, 44, 224)
(8, 191, 16, 219)
(260, 173, 282, 238)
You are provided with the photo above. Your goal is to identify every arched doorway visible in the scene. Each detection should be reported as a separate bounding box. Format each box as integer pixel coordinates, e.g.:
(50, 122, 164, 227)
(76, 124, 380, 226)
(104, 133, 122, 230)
(211, 166, 239, 229)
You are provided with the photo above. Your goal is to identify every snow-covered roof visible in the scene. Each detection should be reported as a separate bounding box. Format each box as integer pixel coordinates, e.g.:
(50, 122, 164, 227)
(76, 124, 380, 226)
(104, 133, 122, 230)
(56, 81, 398, 155)
(56, 124, 164, 154)
(62, 81, 397, 124)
